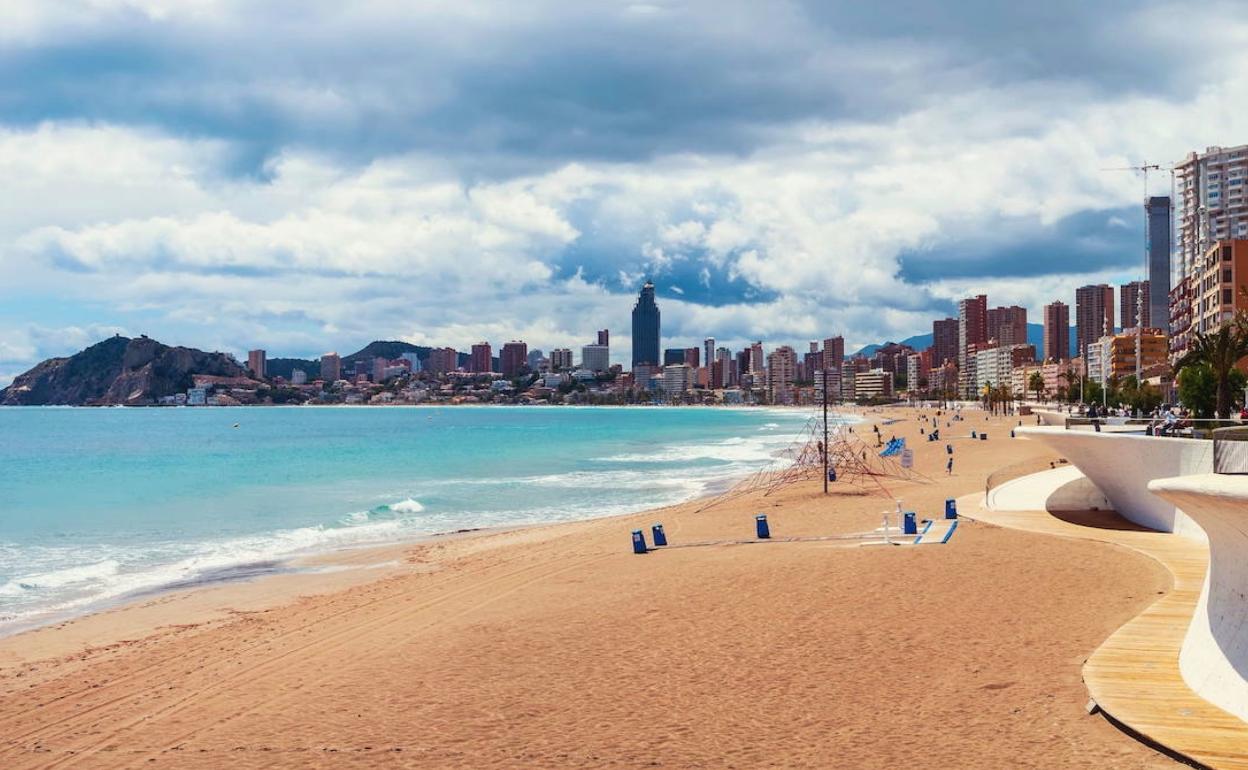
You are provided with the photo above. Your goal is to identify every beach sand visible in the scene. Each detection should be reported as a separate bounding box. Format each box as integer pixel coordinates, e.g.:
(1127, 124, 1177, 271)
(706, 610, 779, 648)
(0, 406, 1180, 768)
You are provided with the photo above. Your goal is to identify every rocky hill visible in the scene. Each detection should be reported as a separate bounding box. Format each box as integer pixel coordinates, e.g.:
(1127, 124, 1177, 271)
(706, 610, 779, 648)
(0, 335, 247, 406)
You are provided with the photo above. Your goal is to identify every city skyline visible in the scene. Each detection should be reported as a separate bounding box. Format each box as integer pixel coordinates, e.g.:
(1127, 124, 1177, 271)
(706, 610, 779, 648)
(4, 3, 1248, 386)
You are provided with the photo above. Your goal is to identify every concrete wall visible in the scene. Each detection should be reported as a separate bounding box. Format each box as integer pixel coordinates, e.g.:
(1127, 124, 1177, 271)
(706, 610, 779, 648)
(987, 465, 1111, 512)
(1033, 410, 1067, 427)
(1018, 427, 1211, 540)
(1149, 475, 1248, 723)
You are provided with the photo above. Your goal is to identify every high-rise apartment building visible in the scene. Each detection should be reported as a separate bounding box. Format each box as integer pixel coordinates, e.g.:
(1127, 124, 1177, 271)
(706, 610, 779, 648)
(987, 305, 1027, 347)
(683, 347, 700, 370)
(631, 281, 660, 367)
(500, 341, 528, 377)
(716, 347, 733, 387)
(1119, 281, 1151, 331)
(581, 343, 609, 372)
(1146, 196, 1171, 329)
(749, 342, 765, 377)
(931, 318, 958, 368)
(320, 352, 341, 382)
(822, 336, 845, 369)
(247, 349, 266, 379)
(425, 347, 457, 375)
(766, 346, 796, 404)
(597, 329, 609, 346)
(703, 338, 715, 373)
(1172, 146, 1248, 358)
(469, 342, 492, 373)
(1075, 284, 1114, 360)
(1193, 240, 1248, 336)
(1042, 301, 1070, 362)
(550, 348, 573, 371)
(957, 295, 988, 397)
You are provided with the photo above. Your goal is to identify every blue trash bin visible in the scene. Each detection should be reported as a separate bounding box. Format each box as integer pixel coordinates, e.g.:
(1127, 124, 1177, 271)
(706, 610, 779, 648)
(651, 523, 667, 547)
(755, 514, 771, 539)
(827, 468, 837, 482)
(902, 511, 917, 535)
(631, 529, 648, 554)
(980, 433, 988, 441)
(944, 498, 957, 519)
(971, 430, 977, 439)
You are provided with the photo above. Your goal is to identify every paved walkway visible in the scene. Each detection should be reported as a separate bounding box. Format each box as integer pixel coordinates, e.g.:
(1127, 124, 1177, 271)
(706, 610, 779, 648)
(960, 490, 1248, 769)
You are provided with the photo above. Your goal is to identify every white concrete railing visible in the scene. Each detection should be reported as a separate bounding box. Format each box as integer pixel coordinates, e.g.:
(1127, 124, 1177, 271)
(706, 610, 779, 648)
(1149, 475, 1248, 724)
(1017, 427, 1210, 540)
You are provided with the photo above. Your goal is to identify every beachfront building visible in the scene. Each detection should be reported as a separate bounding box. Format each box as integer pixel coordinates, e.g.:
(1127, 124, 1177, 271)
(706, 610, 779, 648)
(550, 348, 573, 371)
(425, 347, 458, 375)
(660, 364, 695, 397)
(931, 317, 958, 368)
(1043, 301, 1070, 362)
(1075, 284, 1114, 360)
(581, 343, 609, 373)
(814, 367, 842, 403)
(855, 369, 892, 401)
(1120, 281, 1150, 331)
(974, 343, 1035, 396)
(906, 350, 931, 394)
(987, 305, 1027, 347)
(247, 349, 266, 379)
(1094, 330, 1170, 385)
(958, 295, 987, 398)
(631, 281, 661, 367)
(320, 352, 341, 382)
(470, 342, 492, 373)
(291, 369, 307, 385)
(766, 345, 796, 404)
(500, 341, 528, 377)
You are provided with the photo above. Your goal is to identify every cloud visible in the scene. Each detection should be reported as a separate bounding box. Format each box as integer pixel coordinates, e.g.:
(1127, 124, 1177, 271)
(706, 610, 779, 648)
(2, 1, 1248, 378)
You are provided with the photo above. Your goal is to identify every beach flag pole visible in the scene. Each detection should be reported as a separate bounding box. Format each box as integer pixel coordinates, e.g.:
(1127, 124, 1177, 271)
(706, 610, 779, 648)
(822, 365, 830, 495)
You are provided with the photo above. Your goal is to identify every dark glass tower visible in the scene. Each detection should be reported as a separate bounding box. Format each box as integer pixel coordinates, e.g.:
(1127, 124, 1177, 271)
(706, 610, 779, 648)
(1146, 196, 1171, 331)
(631, 281, 660, 367)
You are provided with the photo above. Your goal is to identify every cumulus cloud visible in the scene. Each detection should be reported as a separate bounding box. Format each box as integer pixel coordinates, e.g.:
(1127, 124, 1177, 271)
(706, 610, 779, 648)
(1, 1, 1247, 377)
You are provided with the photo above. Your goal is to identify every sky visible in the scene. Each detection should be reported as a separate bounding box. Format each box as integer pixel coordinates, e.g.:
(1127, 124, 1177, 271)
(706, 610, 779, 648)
(2, 0, 1247, 384)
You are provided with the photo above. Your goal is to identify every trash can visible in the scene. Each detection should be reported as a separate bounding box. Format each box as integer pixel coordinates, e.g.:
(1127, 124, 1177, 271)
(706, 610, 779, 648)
(755, 514, 771, 539)
(651, 524, 667, 547)
(944, 499, 957, 519)
(903, 511, 917, 535)
(631, 529, 648, 554)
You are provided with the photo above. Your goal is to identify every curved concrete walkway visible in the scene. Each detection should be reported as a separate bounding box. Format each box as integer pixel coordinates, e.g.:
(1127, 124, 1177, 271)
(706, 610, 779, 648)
(959, 489, 1248, 769)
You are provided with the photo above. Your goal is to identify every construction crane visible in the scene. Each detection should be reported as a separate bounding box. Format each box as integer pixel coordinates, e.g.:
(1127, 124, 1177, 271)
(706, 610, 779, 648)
(1102, 163, 1164, 388)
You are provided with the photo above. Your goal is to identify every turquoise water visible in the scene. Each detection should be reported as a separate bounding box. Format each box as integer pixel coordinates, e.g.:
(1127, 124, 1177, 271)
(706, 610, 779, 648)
(0, 406, 814, 632)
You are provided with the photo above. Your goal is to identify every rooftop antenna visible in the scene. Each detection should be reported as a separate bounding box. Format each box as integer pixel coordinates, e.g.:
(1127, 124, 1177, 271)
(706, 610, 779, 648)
(1102, 163, 1164, 386)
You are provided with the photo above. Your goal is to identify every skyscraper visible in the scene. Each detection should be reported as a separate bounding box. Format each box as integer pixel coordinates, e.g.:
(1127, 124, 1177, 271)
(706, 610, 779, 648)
(822, 336, 844, 369)
(597, 329, 609, 346)
(1119, 281, 1150, 330)
(703, 338, 715, 374)
(500, 341, 528, 377)
(766, 346, 796, 404)
(247, 349, 266, 379)
(320, 352, 341, 382)
(931, 318, 958, 367)
(470, 342, 492, 373)
(957, 295, 987, 397)
(1042, 301, 1070, 362)
(631, 281, 660, 368)
(987, 305, 1027, 346)
(1146, 196, 1171, 330)
(1075, 284, 1114, 359)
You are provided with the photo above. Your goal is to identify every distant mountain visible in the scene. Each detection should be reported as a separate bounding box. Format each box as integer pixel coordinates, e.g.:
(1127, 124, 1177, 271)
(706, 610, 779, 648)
(266, 357, 321, 380)
(853, 323, 1078, 360)
(341, 341, 494, 371)
(0, 335, 247, 406)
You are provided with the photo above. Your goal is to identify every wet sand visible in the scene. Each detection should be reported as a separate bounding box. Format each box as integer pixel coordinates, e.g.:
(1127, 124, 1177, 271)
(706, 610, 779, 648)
(0, 406, 1179, 768)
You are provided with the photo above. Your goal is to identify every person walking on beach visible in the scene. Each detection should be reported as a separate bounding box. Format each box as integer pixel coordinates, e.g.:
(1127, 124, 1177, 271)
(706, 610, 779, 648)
(946, 456, 954, 475)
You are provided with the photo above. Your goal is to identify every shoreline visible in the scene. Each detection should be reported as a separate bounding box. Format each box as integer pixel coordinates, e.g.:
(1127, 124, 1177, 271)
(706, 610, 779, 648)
(0, 407, 851, 643)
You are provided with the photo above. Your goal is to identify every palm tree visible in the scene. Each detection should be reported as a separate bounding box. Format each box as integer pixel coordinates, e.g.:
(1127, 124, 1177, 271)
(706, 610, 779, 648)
(1177, 321, 1248, 419)
(1028, 370, 1044, 403)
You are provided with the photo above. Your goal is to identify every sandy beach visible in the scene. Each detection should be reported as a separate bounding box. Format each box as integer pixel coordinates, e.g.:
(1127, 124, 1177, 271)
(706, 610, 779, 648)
(0, 406, 1180, 768)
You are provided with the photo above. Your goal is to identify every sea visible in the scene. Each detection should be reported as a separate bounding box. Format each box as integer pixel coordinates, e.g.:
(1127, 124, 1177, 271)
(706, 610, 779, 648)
(0, 405, 823, 634)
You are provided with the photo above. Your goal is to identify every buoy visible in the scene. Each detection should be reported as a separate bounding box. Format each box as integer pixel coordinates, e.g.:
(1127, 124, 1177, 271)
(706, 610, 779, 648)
(631, 530, 648, 554)
(755, 514, 771, 540)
